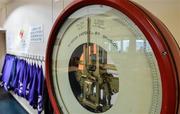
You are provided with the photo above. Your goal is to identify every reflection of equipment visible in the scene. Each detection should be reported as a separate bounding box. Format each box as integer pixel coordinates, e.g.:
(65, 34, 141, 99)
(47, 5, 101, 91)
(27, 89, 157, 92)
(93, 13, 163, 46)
(68, 18, 119, 113)
(75, 43, 119, 112)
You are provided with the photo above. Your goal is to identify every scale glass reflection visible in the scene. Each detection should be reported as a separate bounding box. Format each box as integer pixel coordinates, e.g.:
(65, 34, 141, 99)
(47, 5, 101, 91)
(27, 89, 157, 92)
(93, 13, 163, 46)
(52, 5, 162, 114)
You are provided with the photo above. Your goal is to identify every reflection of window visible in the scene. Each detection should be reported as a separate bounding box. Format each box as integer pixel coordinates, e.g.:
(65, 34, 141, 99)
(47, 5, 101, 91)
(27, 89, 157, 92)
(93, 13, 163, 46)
(136, 40, 144, 51)
(104, 40, 133, 52)
(104, 42, 111, 51)
(114, 41, 121, 52)
(104, 42, 109, 51)
(122, 40, 129, 52)
(145, 40, 152, 52)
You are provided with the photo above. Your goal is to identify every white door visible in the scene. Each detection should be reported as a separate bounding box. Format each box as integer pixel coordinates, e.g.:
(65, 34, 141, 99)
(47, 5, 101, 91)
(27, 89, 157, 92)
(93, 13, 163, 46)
(0, 30, 6, 74)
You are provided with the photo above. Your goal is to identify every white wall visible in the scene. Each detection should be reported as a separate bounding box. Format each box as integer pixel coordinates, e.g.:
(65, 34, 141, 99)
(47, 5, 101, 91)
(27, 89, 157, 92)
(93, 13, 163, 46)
(52, 0, 72, 21)
(0, 0, 179, 113)
(133, 0, 180, 45)
(1, 0, 53, 113)
(3, 0, 52, 56)
(0, 0, 73, 113)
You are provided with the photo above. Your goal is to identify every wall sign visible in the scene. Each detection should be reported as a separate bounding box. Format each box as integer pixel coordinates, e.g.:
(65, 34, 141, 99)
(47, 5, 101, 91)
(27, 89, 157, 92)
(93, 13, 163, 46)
(30, 25, 44, 42)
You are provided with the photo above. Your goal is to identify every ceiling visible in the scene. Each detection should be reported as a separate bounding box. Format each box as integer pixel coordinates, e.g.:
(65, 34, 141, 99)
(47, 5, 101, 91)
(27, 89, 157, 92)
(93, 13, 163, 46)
(134, 0, 180, 4)
(0, 0, 179, 9)
(0, 0, 11, 4)
(134, 0, 179, 1)
(0, 0, 11, 9)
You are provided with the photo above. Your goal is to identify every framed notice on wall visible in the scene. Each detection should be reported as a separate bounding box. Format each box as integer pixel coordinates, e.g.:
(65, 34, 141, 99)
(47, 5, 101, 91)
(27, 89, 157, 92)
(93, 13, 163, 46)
(30, 25, 44, 42)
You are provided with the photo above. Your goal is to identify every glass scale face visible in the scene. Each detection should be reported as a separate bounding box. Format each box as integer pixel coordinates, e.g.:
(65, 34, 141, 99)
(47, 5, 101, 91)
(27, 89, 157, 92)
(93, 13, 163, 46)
(51, 5, 162, 114)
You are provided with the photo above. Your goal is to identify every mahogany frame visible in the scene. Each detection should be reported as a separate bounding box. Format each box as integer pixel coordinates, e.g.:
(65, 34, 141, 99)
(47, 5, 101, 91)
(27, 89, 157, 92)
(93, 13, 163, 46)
(45, 0, 180, 114)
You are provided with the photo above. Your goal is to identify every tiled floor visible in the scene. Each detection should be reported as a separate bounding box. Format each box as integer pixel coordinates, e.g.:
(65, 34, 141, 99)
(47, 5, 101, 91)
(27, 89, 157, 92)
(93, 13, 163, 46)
(0, 87, 28, 114)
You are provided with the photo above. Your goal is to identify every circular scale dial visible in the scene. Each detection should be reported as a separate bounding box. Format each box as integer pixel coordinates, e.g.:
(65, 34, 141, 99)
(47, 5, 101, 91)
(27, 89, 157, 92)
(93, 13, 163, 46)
(46, 1, 180, 114)
(52, 5, 161, 114)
